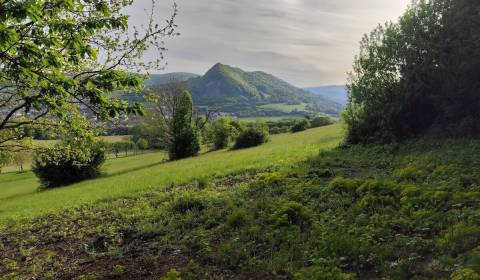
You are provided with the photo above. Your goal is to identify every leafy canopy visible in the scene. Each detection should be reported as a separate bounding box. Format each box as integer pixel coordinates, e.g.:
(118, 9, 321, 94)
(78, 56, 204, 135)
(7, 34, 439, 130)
(345, 0, 480, 143)
(0, 0, 177, 147)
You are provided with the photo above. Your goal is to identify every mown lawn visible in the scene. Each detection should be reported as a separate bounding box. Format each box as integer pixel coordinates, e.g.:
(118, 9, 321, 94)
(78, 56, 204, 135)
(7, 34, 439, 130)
(0, 124, 343, 224)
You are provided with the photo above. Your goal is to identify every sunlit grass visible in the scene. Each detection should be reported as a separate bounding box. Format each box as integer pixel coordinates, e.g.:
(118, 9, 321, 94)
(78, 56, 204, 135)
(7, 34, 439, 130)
(0, 124, 343, 224)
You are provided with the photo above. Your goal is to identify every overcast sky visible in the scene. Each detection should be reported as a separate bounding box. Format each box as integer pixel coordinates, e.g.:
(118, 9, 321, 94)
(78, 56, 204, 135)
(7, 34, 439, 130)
(127, 0, 411, 87)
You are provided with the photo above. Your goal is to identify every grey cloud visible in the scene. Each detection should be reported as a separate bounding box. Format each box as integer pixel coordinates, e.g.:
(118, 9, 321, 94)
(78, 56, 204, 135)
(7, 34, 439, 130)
(127, 0, 410, 86)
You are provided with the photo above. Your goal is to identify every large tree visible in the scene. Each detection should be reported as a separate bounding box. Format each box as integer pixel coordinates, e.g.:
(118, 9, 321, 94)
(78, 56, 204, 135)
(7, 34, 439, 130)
(147, 82, 201, 160)
(345, 0, 480, 143)
(0, 0, 178, 149)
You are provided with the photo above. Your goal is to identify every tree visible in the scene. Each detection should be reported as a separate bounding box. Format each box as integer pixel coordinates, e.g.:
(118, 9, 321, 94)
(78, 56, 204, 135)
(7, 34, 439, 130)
(12, 151, 30, 172)
(169, 91, 200, 159)
(344, 0, 480, 143)
(0, 0, 178, 149)
(204, 117, 236, 150)
(33, 138, 106, 188)
(233, 121, 269, 150)
(290, 119, 310, 133)
(0, 151, 11, 174)
(148, 83, 203, 160)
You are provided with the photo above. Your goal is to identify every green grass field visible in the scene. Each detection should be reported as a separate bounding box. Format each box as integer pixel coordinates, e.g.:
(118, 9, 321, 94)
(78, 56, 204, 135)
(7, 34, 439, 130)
(259, 103, 307, 113)
(0, 124, 343, 224)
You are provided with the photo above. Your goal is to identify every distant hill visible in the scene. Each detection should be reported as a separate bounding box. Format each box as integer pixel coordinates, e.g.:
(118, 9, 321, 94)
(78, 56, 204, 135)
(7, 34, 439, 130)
(305, 85, 348, 106)
(119, 64, 343, 118)
(184, 63, 342, 117)
(145, 72, 200, 86)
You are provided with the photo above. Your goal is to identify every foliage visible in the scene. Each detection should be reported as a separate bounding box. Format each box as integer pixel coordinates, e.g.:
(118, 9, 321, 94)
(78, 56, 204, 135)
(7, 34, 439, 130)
(12, 151, 30, 172)
(148, 84, 201, 160)
(136, 138, 149, 150)
(310, 116, 334, 128)
(130, 122, 167, 150)
(169, 91, 200, 160)
(290, 119, 311, 133)
(233, 121, 269, 149)
(0, 0, 177, 148)
(109, 141, 137, 158)
(266, 118, 298, 134)
(345, 0, 480, 143)
(203, 117, 238, 150)
(32, 139, 106, 188)
(0, 151, 11, 174)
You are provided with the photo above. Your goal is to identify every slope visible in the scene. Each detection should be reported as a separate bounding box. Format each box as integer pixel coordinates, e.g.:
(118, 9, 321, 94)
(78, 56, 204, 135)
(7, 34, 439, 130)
(0, 124, 343, 224)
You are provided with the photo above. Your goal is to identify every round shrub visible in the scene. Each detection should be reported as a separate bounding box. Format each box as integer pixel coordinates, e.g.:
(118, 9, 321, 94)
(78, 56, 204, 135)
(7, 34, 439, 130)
(310, 116, 333, 128)
(136, 138, 149, 150)
(233, 123, 269, 149)
(32, 141, 106, 189)
(291, 119, 310, 133)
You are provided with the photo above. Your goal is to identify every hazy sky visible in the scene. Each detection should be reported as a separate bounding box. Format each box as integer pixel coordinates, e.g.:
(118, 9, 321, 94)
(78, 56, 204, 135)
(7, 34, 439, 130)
(127, 0, 411, 87)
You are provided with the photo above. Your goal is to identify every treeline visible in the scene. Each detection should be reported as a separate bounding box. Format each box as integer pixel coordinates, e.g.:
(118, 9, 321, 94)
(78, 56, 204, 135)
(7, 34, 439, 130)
(345, 0, 480, 143)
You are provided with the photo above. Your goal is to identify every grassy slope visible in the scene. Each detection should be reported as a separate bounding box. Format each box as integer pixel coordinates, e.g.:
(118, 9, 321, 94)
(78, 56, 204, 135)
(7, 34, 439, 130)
(0, 124, 343, 224)
(1, 135, 132, 173)
(2, 137, 480, 279)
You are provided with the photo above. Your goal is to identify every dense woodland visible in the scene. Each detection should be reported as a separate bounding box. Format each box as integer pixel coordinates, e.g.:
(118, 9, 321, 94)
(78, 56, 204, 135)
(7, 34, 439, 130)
(345, 0, 480, 143)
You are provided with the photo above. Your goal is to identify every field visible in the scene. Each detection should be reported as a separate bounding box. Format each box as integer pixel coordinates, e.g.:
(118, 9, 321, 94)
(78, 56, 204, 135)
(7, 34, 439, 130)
(238, 115, 303, 122)
(2, 134, 480, 279)
(259, 103, 308, 113)
(0, 124, 343, 224)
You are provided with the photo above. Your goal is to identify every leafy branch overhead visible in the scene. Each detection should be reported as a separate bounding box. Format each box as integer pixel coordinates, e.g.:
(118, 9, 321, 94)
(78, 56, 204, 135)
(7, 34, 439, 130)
(0, 0, 178, 135)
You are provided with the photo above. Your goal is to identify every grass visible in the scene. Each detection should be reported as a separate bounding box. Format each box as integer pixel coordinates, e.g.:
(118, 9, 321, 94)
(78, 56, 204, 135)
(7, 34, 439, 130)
(259, 103, 307, 113)
(0, 124, 343, 224)
(1, 135, 132, 173)
(239, 115, 303, 122)
(2, 136, 480, 279)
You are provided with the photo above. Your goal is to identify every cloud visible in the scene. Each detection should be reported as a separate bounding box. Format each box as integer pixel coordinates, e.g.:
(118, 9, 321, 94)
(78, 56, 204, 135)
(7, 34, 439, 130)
(127, 0, 410, 87)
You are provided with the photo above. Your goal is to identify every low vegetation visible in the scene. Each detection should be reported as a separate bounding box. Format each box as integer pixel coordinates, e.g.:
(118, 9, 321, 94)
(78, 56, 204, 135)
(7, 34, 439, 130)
(2, 138, 479, 279)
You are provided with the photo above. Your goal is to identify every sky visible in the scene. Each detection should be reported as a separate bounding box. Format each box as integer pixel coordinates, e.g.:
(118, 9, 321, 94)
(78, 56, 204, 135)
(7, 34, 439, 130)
(127, 0, 411, 87)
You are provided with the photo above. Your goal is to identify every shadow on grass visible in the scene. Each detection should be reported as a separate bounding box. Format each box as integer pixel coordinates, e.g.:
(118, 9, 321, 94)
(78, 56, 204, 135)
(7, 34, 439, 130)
(101, 159, 168, 179)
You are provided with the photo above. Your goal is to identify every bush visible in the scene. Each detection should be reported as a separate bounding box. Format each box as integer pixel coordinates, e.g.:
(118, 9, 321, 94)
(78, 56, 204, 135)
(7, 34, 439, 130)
(310, 116, 333, 128)
(32, 140, 106, 188)
(204, 117, 237, 150)
(291, 119, 310, 133)
(233, 122, 269, 149)
(136, 138, 149, 150)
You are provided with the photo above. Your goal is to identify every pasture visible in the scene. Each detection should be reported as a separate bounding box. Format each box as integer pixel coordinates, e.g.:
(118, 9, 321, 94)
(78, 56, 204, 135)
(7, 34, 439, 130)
(0, 124, 343, 224)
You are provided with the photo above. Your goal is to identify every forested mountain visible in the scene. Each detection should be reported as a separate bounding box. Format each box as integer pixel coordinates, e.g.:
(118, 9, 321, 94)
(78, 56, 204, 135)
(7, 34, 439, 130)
(145, 72, 199, 86)
(140, 63, 342, 117)
(185, 63, 342, 117)
(305, 85, 348, 106)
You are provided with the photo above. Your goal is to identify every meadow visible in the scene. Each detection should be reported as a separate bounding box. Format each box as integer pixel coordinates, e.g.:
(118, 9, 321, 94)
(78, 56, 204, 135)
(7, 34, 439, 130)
(258, 103, 308, 113)
(0, 124, 343, 224)
(2, 135, 132, 173)
(2, 134, 480, 279)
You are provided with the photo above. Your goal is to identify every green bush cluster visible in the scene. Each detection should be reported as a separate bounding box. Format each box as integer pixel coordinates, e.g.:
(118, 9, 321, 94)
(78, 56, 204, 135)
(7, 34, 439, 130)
(32, 140, 106, 188)
(290, 119, 310, 133)
(233, 121, 269, 149)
